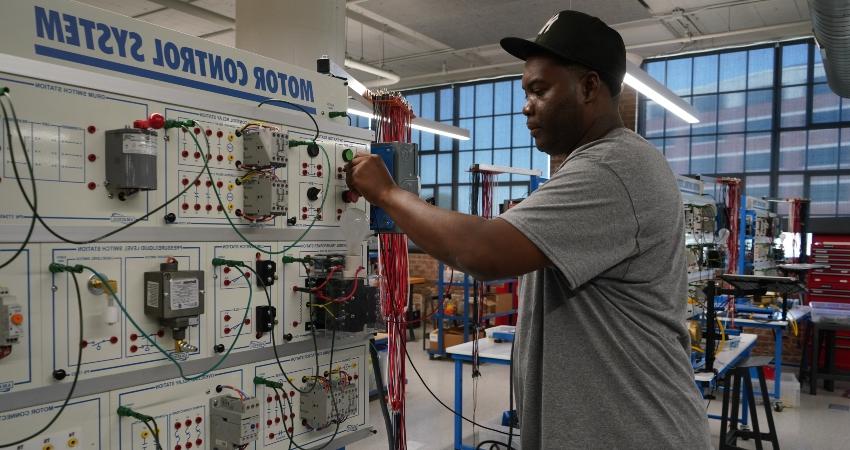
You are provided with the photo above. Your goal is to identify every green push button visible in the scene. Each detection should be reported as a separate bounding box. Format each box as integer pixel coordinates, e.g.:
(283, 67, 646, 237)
(342, 148, 355, 162)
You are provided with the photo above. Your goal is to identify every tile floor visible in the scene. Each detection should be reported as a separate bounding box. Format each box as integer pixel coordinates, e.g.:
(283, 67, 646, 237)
(350, 335, 850, 450)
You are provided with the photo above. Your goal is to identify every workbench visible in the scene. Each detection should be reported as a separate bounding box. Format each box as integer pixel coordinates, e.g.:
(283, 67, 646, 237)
(695, 333, 759, 425)
(714, 306, 810, 410)
(446, 337, 515, 450)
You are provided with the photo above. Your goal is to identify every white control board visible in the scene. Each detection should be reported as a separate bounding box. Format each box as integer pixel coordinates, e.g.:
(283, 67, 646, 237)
(0, 1, 376, 448)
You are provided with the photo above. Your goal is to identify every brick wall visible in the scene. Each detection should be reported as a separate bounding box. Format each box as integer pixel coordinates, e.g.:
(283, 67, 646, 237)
(408, 252, 439, 308)
(550, 85, 637, 173)
(744, 327, 805, 366)
(409, 252, 439, 281)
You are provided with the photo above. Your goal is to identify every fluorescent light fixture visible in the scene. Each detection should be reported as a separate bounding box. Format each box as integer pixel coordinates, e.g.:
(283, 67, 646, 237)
(347, 106, 374, 120)
(347, 101, 471, 141)
(347, 78, 368, 97)
(410, 119, 470, 141)
(624, 60, 699, 124)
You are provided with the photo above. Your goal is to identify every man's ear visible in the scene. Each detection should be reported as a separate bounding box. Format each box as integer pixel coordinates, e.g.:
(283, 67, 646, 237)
(580, 70, 604, 104)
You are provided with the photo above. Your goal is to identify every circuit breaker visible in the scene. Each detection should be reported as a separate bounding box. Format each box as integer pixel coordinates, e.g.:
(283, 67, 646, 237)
(299, 377, 359, 431)
(143, 260, 205, 352)
(104, 128, 158, 200)
(242, 176, 288, 217)
(209, 394, 261, 449)
(242, 128, 288, 168)
(0, 286, 23, 359)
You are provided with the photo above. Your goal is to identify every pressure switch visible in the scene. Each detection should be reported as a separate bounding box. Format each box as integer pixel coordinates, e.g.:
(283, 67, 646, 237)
(143, 261, 204, 352)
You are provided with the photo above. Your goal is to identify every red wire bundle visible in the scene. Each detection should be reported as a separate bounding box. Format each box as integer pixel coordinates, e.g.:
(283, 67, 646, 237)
(372, 91, 413, 143)
(719, 178, 742, 274)
(790, 198, 803, 262)
(378, 233, 409, 450)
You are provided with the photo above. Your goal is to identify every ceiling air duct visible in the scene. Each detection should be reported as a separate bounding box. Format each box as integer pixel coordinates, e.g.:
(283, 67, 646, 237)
(809, 0, 850, 98)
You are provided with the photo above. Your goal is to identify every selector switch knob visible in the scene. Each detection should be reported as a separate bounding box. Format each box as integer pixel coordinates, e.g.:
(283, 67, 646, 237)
(306, 187, 321, 202)
(306, 143, 320, 158)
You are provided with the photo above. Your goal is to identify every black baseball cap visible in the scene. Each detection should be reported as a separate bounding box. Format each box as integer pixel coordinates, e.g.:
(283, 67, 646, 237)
(501, 10, 626, 95)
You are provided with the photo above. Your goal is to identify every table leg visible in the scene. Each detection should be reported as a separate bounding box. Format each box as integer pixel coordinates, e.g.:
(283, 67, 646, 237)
(454, 358, 463, 450)
(811, 326, 819, 395)
(741, 371, 750, 427)
(774, 326, 783, 402)
(826, 330, 836, 392)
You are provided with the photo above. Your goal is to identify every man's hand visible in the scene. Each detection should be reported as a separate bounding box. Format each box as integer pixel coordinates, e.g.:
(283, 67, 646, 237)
(344, 152, 399, 208)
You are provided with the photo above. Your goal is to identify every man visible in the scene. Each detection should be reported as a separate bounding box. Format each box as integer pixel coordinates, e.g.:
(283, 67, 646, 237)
(345, 10, 711, 449)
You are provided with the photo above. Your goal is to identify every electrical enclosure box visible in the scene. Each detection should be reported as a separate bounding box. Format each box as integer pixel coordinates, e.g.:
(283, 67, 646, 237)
(369, 142, 419, 232)
(104, 128, 158, 200)
(209, 394, 261, 449)
(315, 279, 380, 332)
(242, 176, 288, 217)
(144, 262, 205, 325)
(0, 287, 23, 346)
(242, 128, 288, 168)
(299, 378, 359, 430)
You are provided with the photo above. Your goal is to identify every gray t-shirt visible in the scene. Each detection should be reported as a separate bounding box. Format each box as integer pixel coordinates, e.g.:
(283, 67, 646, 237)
(500, 128, 711, 449)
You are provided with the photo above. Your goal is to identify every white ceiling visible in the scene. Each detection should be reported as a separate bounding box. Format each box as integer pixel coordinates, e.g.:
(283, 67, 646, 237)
(77, 0, 814, 90)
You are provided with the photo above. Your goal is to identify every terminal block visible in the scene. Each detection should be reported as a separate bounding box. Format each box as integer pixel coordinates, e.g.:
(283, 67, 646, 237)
(143, 260, 205, 352)
(242, 128, 288, 168)
(209, 394, 261, 449)
(104, 128, 158, 200)
(242, 176, 288, 217)
(299, 376, 359, 430)
(0, 286, 23, 360)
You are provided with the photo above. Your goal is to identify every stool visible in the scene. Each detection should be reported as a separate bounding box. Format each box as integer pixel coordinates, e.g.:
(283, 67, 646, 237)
(719, 356, 780, 450)
(809, 320, 850, 395)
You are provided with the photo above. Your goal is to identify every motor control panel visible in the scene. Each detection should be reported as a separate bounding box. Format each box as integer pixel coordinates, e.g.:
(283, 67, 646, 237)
(0, 1, 376, 448)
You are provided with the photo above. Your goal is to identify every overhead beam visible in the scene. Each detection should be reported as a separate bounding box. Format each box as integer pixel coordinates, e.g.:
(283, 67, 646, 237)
(146, 0, 234, 27)
(345, 4, 448, 51)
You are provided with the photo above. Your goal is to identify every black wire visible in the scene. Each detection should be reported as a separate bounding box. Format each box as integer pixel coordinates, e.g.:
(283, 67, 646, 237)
(246, 266, 322, 395)
(369, 340, 394, 450)
(402, 344, 519, 437)
(475, 440, 517, 450)
(143, 418, 163, 450)
(256, 98, 320, 142)
(0, 95, 37, 270)
(0, 272, 84, 448)
(2, 91, 212, 245)
(272, 328, 341, 450)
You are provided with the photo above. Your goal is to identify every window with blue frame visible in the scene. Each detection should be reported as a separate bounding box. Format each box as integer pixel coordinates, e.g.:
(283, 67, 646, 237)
(639, 39, 850, 219)
(403, 77, 549, 213)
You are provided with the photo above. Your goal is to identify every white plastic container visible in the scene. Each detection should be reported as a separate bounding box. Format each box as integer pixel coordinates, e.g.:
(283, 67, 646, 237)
(810, 301, 850, 326)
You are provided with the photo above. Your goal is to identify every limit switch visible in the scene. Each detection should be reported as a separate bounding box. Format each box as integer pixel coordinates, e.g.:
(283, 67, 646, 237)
(143, 260, 204, 352)
(104, 128, 158, 200)
(209, 394, 261, 449)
